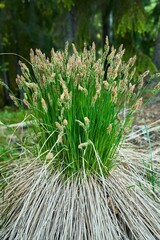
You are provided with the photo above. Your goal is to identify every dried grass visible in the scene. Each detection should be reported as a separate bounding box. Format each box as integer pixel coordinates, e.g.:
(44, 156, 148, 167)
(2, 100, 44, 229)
(0, 143, 159, 240)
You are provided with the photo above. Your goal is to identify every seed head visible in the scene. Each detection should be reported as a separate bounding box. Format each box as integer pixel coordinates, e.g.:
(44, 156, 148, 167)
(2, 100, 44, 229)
(56, 122, 63, 131)
(72, 43, 77, 54)
(57, 132, 63, 143)
(134, 97, 143, 111)
(41, 98, 47, 112)
(118, 44, 123, 52)
(127, 56, 136, 68)
(107, 124, 112, 134)
(78, 84, 88, 95)
(153, 82, 160, 92)
(76, 120, 85, 129)
(78, 142, 89, 149)
(142, 70, 149, 79)
(9, 94, 15, 101)
(91, 42, 96, 51)
(30, 48, 34, 63)
(9, 94, 19, 107)
(91, 79, 102, 105)
(129, 83, 135, 94)
(111, 87, 118, 103)
(46, 152, 53, 160)
(103, 81, 109, 89)
(130, 67, 136, 80)
(23, 99, 29, 108)
(108, 48, 116, 62)
(19, 61, 28, 70)
(63, 119, 68, 126)
(105, 36, 109, 46)
(84, 117, 90, 126)
(16, 74, 25, 87)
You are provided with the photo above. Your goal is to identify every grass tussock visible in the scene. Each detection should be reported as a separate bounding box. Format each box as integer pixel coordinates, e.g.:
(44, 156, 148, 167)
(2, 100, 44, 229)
(9, 38, 153, 176)
(0, 40, 160, 239)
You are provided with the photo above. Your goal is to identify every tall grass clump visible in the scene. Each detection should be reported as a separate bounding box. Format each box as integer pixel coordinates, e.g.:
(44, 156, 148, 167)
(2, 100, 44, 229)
(1, 38, 160, 240)
(12, 38, 148, 176)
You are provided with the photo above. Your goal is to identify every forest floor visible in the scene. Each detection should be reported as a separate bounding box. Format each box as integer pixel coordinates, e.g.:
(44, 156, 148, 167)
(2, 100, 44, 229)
(131, 97, 160, 149)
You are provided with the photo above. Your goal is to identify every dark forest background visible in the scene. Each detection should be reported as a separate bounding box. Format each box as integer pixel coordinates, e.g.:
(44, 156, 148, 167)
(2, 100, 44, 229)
(0, 0, 160, 107)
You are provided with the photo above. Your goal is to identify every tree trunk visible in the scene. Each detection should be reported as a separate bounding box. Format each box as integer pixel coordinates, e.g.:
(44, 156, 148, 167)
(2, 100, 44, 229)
(66, 9, 76, 43)
(101, 0, 113, 46)
(153, 32, 160, 71)
(0, 44, 11, 105)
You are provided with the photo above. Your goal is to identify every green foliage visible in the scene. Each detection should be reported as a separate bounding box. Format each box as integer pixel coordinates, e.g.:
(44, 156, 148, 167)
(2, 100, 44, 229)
(0, 146, 18, 163)
(0, 62, 9, 72)
(58, 0, 75, 10)
(0, 146, 10, 161)
(135, 49, 157, 74)
(14, 40, 147, 177)
(0, 108, 26, 125)
(117, 4, 146, 37)
(0, 3, 5, 9)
